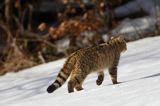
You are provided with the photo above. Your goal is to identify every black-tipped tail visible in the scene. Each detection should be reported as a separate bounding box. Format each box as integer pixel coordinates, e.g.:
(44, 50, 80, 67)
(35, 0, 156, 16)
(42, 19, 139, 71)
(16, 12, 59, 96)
(47, 57, 75, 93)
(47, 84, 57, 93)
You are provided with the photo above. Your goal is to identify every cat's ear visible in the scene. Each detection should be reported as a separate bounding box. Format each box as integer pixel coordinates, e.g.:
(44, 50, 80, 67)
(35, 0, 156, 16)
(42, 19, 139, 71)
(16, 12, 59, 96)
(111, 37, 114, 40)
(117, 35, 124, 40)
(107, 36, 114, 41)
(110, 35, 124, 40)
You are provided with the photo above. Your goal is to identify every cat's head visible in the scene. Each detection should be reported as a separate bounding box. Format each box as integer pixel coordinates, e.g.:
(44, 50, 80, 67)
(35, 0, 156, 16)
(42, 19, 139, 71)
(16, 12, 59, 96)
(108, 35, 127, 52)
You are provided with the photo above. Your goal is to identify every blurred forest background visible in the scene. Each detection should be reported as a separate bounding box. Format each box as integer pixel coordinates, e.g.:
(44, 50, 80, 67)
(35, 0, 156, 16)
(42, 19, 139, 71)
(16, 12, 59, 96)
(0, 0, 160, 75)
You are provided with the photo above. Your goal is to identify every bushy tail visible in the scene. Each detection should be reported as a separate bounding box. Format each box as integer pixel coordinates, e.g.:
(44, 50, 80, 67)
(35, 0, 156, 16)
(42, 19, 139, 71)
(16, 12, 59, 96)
(47, 57, 76, 93)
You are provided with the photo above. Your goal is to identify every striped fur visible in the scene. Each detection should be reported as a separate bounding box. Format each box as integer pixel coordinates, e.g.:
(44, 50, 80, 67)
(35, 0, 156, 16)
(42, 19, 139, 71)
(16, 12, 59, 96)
(47, 36, 127, 93)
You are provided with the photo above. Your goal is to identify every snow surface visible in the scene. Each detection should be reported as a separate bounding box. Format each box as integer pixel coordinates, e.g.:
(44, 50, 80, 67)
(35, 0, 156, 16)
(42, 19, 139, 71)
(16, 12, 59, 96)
(114, 0, 160, 17)
(0, 36, 160, 106)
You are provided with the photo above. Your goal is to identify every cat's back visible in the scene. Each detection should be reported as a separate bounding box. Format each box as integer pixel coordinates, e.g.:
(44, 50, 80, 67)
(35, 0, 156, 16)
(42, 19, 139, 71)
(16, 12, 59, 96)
(70, 44, 108, 60)
(68, 44, 112, 71)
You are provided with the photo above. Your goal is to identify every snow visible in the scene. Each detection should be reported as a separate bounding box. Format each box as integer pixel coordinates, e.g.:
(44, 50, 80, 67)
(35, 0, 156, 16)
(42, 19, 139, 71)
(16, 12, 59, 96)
(111, 16, 157, 41)
(0, 36, 160, 106)
(114, 0, 160, 17)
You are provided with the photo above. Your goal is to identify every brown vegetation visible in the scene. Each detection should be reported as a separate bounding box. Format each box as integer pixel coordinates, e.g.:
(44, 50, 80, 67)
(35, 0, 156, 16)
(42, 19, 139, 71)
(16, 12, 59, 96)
(0, 0, 115, 75)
